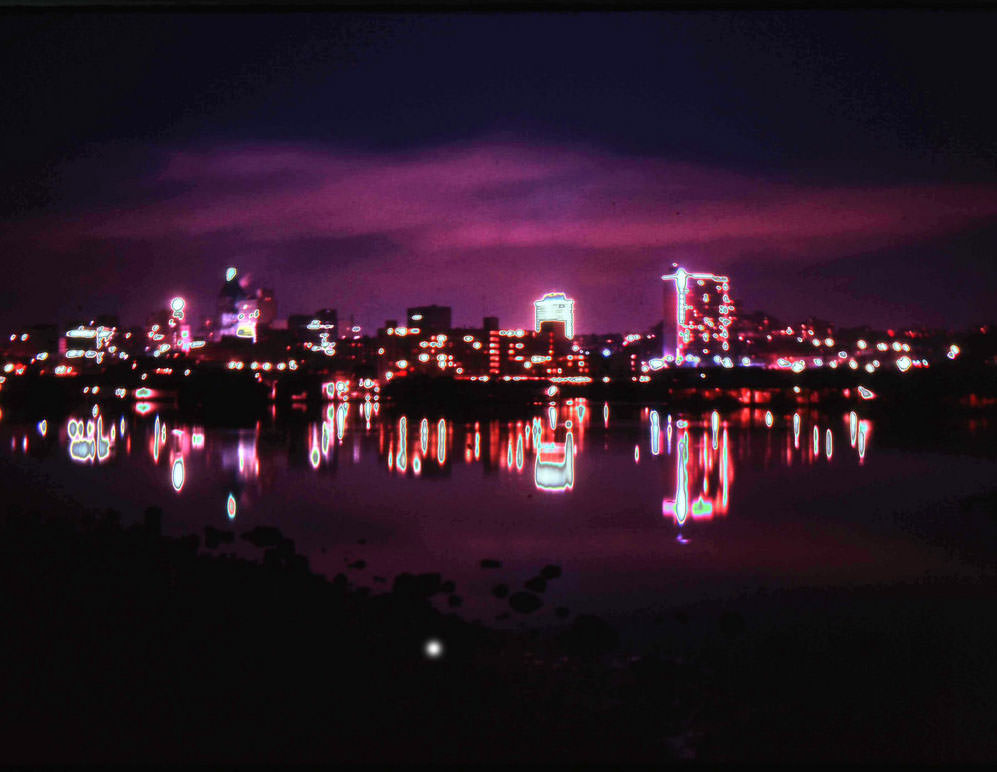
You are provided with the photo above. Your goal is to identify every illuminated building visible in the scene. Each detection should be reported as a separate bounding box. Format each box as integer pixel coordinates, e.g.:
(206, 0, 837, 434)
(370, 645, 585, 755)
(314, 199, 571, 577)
(215, 267, 266, 342)
(289, 309, 337, 354)
(661, 266, 734, 366)
(256, 288, 277, 327)
(406, 305, 451, 333)
(534, 292, 574, 339)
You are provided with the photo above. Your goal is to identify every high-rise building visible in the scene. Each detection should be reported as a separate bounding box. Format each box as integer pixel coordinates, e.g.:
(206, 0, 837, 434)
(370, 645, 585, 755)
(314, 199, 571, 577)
(406, 305, 451, 332)
(256, 288, 277, 327)
(288, 309, 337, 355)
(661, 266, 735, 366)
(534, 292, 574, 339)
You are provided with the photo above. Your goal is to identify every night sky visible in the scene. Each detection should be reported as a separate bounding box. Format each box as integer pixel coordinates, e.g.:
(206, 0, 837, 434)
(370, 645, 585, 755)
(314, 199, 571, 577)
(2, 10, 996, 334)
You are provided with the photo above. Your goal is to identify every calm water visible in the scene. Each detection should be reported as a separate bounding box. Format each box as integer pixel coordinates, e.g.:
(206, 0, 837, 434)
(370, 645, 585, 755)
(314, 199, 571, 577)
(2, 398, 995, 628)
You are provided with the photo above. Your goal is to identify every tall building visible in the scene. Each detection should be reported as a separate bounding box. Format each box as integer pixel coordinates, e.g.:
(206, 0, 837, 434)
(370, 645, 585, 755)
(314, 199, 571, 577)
(256, 288, 277, 327)
(406, 305, 451, 332)
(288, 309, 337, 354)
(661, 266, 734, 366)
(534, 292, 574, 339)
(215, 267, 263, 342)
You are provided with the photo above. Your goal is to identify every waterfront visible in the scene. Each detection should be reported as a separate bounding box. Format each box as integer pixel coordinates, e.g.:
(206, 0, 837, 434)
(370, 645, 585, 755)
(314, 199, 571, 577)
(3, 397, 994, 636)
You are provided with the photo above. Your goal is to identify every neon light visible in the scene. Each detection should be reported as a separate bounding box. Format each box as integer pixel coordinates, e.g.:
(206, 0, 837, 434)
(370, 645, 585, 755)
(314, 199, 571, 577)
(534, 292, 575, 338)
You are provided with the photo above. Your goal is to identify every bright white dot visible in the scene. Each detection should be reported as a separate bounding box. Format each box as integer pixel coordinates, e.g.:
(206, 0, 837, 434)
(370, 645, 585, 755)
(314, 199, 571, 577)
(424, 638, 444, 659)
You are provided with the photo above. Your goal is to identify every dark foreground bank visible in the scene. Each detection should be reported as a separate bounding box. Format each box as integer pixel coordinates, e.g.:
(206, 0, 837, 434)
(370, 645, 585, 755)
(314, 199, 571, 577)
(1, 494, 996, 763)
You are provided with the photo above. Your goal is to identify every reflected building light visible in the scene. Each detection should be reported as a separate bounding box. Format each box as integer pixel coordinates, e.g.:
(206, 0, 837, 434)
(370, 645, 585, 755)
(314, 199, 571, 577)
(676, 433, 691, 525)
(634, 444, 640, 463)
(666, 422, 673, 452)
(813, 425, 820, 456)
(474, 430, 480, 460)
(548, 406, 557, 431)
(227, 492, 237, 520)
(413, 454, 422, 475)
(68, 418, 95, 463)
(849, 411, 858, 447)
(37, 419, 47, 437)
(438, 419, 447, 465)
(534, 431, 574, 492)
(711, 410, 719, 437)
(857, 420, 870, 462)
(321, 422, 331, 455)
(337, 403, 348, 441)
(764, 411, 773, 428)
(420, 418, 429, 456)
(507, 437, 514, 468)
(516, 433, 524, 471)
(793, 413, 800, 449)
(692, 496, 713, 519)
(171, 456, 185, 492)
(310, 426, 321, 469)
(826, 429, 833, 459)
(721, 428, 729, 511)
(397, 429, 408, 472)
(603, 402, 609, 428)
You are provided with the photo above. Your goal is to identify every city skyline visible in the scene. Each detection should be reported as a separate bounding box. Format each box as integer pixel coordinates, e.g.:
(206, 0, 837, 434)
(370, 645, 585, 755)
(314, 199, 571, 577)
(2, 12, 996, 334)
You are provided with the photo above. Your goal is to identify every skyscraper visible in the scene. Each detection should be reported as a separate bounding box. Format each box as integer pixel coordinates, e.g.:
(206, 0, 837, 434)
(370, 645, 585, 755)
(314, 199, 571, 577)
(661, 266, 734, 366)
(534, 292, 574, 339)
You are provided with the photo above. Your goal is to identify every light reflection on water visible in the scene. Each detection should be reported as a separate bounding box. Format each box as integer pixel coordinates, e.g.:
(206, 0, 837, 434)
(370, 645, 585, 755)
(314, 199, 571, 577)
(21, 398, 881, 528)
(3, 397, 997, 623)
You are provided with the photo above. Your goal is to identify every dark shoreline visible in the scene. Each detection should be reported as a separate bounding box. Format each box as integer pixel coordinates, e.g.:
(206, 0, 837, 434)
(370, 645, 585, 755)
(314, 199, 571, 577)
(2, 492, 996, 763)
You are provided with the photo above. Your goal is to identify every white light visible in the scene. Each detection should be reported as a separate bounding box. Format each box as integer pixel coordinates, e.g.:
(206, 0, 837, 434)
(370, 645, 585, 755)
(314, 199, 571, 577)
(424, 638, 444, 659)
